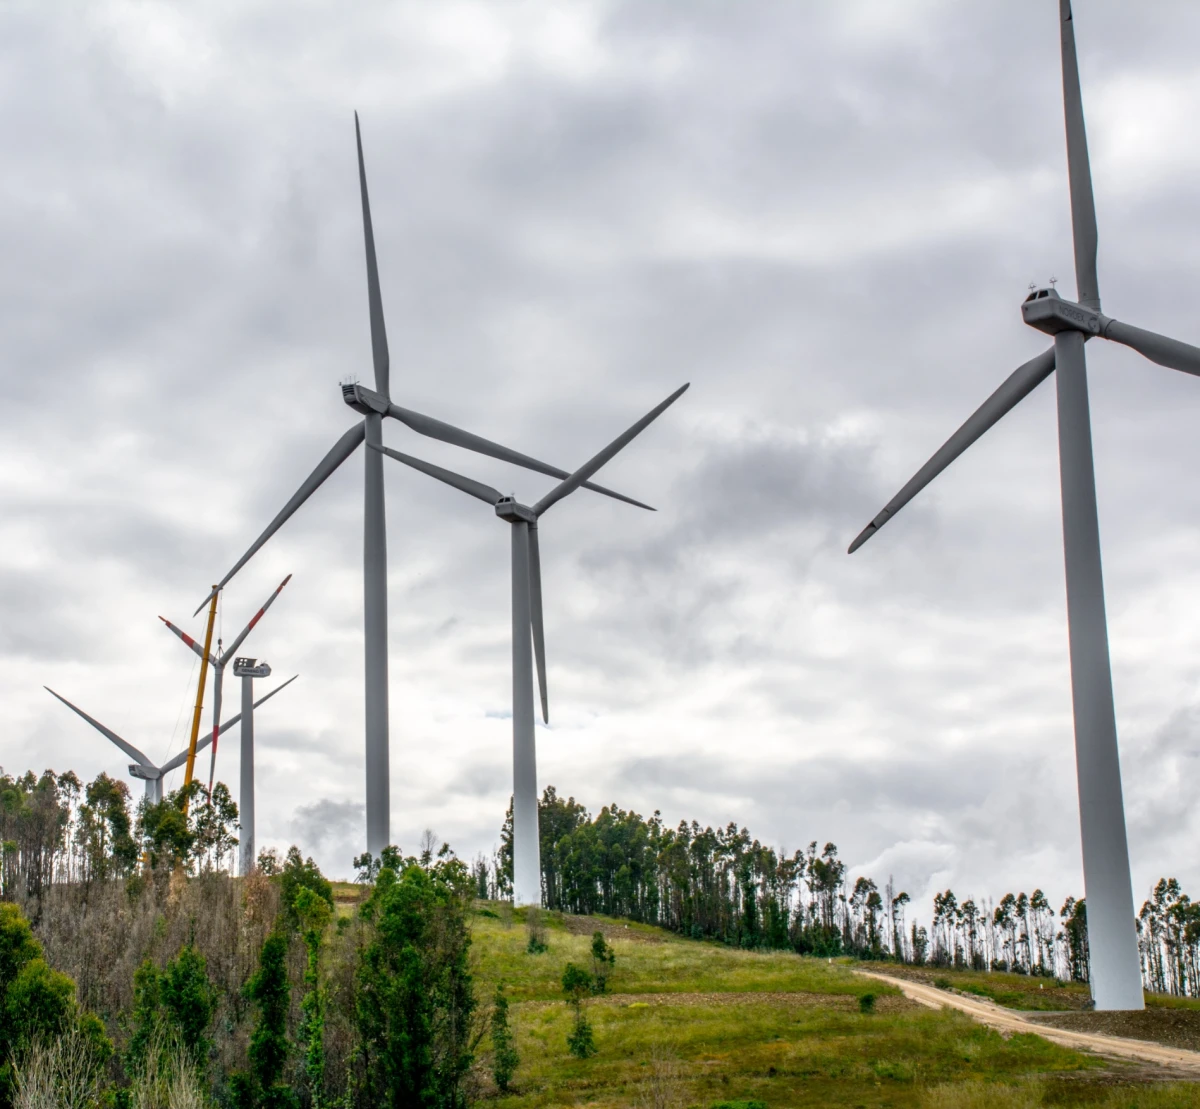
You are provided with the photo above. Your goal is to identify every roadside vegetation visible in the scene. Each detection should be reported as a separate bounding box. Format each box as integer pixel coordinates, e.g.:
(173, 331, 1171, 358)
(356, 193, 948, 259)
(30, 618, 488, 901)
(1, 766, 1198, 1106)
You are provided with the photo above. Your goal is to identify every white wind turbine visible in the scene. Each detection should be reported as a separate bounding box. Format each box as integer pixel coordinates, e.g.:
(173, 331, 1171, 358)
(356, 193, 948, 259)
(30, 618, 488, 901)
(374, 383, 688, 905)
(201, 114, 647, 857)
(848, 1, 1200, 1010)
(161, 575, 292, 788)
(44, 676, 297, 805)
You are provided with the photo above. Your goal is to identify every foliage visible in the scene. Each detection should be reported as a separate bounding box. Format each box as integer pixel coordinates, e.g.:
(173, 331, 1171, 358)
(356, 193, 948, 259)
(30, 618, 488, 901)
(858, 990, 876, 1013)
(590, 931, 615, 993)
(126, 944, 215, 1077)
(488, 984, 519, 1093)
(0, 902, 109, 1109)
(355, 852, 476, 1107)
(160, 944, 216, 1066)
(296, 887, 332, 1108)
(524, 908, 547, 955)
(561, 963, 596, 1059)
(280, 847, 333, 932)
(237, 931, 296, 1109)
(133, 780, 239, 876)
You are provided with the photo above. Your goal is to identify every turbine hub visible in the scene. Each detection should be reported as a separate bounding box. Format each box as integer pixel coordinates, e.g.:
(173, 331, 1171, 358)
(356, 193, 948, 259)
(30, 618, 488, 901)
(1021, 288, 1102, 337)
(495, 497, 537, 524)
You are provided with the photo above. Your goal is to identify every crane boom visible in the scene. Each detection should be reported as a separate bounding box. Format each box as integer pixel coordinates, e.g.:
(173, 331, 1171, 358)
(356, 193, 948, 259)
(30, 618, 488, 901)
(182, 587, 219, 811)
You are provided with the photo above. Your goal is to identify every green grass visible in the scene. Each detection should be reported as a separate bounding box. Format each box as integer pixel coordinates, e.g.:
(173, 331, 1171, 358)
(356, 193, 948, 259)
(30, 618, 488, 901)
(469, 906, 1199, 1107)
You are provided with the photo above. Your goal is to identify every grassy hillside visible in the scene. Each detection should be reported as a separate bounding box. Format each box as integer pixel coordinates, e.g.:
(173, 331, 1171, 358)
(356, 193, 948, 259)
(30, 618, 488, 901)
(472, 905, 1199, 1108)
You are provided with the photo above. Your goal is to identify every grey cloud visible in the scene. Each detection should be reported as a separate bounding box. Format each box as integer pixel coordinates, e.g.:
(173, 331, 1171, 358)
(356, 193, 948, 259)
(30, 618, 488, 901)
(6, 0, 1200, 915)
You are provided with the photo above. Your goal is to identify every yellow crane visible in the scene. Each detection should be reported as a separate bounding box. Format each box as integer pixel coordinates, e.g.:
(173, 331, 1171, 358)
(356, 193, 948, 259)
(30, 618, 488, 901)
(181, 587, 219, 813)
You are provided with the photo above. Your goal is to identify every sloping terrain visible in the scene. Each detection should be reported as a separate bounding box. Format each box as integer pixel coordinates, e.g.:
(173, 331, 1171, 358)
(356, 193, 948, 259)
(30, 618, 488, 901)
(471, 907, 1200, 1107)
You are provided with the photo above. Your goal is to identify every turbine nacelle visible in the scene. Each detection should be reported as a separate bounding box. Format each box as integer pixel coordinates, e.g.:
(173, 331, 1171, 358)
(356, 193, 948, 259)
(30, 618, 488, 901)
(128, 764, 161, 781)
(1022, 287, 1103, 337)
(342, 382, 390, 415)
(495, 497, 538, 524)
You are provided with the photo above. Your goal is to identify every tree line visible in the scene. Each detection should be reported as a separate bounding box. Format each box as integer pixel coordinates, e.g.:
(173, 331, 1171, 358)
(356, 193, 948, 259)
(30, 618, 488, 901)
(1, 767, 478, 1107)
(474, 785, 1199, 997)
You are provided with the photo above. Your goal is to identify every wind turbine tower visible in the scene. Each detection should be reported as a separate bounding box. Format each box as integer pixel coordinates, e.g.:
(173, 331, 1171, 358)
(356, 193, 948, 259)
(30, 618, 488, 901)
(233, 657, 273, 875)
(375, 383, 688, 904)
(848, 1, 1200, 1010)
(202, 115, 648, 856)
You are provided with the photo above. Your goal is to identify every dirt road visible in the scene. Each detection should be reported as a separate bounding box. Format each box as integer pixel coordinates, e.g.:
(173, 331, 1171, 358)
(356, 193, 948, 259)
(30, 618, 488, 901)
(856, 970, 1200, 1074)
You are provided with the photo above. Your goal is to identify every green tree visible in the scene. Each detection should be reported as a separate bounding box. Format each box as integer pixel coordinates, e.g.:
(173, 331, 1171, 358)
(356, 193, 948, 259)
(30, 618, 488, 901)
(280, 846, 333, 930)
(561, 963, 596, 1059)
(296, 887, 332, 1107)
(356, 853, 476, 1107)
(136, 783, 201, 871)
(126, 958, 164, 1075)
(0, 902, 110, 1108)
(240, 931, 296, 1109)
(193, 782, 240, 873)
(590, 932, 615, 994)
(160, 944, 215, 1066)
(489, 983, 519, 1093)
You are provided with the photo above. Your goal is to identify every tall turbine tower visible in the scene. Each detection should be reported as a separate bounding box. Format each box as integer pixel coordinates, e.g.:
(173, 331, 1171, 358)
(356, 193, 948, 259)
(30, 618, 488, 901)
(374, 383, 688, 904)
(232, 656, 273, 875)
(201, 115, 647, 857)
(45, 677, 296, 804)
(848, 1, 1200, 1011)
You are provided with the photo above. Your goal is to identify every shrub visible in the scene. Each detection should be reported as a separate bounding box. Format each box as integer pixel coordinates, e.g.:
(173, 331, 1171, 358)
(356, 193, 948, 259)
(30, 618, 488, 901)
(858, 992, 876, 1014)
(525, 907, 548, 954)
(490, 983, 519, 1093)
(562, 963, 596, 1059)
(280, 847, 333, 931)
(590, 932, 615, 994)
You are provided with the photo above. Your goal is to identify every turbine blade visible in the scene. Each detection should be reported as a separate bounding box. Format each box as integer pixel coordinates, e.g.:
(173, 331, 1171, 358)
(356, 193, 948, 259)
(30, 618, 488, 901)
(532, 383, 689, 517)
(159, 731, 214, 775)
(386, 402, 655, 510)
(370, 443, 504, 504)
(251, 672, 298, 712)
(529, 523, 548, 725)
(195, 423, 365, 615)
(848, 347, 1056, 553)
(159, 616, 218, 668)
(44, 686, 153, 768)
(221, 573, 293, 661)
(162, 674, 300, 774)
(1060, 0, 1100, 310)
(1102, 319, 1200, 378)
(356, 112, 390, 398)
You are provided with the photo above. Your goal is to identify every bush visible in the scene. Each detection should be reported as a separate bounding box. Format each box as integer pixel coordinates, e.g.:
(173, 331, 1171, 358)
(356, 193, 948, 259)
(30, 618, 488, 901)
(590, 932, 615, 994)
(858, 992, 876, 1014)
(280, 847, 333, 931)
(525, 907, 548, 954)
(562, 963, 596, 1059)
(0, 902, 110, 1109)
(490, 983, 519, 1092)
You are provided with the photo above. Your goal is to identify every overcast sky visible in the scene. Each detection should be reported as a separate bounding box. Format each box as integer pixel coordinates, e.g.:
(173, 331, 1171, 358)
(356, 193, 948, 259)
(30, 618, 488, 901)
(4, 0, 1199, 919)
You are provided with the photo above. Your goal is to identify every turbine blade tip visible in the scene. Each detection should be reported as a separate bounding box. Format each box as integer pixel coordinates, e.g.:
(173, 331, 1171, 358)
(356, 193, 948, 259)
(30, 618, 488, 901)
(847, 525, 876, 554)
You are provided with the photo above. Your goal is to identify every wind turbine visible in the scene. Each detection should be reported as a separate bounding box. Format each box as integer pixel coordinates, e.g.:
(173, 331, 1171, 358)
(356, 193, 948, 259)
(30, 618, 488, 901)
(200, 114, 648, 857)
(161, 574, 292, 792)
(374, 382, 688, 905)
(847, 1, 1200, 1011)
(45, 676, 297, 805)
